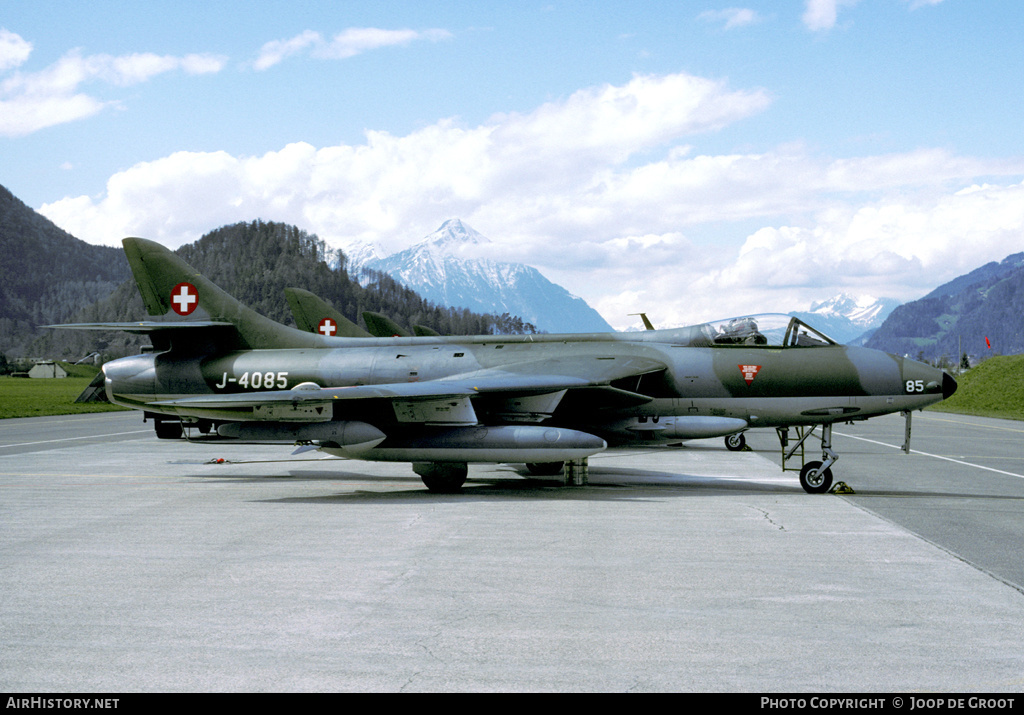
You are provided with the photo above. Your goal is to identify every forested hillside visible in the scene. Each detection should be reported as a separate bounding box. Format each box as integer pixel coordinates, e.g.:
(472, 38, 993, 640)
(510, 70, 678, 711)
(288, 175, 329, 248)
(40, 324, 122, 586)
(174, 221, 536, 335)
(0, 184, 130, 356)
(13, 219, 537, 363)
(865, 252, 1024, 362)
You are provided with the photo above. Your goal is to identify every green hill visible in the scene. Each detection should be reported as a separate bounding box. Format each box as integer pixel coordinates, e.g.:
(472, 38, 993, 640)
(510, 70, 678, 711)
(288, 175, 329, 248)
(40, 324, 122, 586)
(0, 184, 130, 357)
(930, 355, 1024, 421)
(866, 252, 1024, 362)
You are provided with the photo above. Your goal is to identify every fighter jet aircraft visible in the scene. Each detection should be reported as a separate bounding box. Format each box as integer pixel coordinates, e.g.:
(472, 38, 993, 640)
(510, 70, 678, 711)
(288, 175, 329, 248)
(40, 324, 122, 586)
(286, 285, 441, 338)
(54, 237, 956, 494)
(284, 287, 371, 338)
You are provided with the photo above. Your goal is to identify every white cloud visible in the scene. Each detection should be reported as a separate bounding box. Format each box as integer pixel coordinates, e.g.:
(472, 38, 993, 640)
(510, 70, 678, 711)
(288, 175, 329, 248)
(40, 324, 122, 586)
(697, 180, 1024, 311)
(253, 27, 452, 70)
(0, 91, 106, 137)
(802, 0, 860, 31)
(94, 51, 225, 85)
(41, 71, 771, 247)
(535, 177, 1024, 327)
(319, 27, 452, 59)
(253, 30, 322, 71)
(803, 0, 936, 31)
(0, 28, 32, 72)
(697, 8, 762, 30)
(490, 73, 771, 172)
(36, 71, 1024, 329)
(0, 44, 227, 137)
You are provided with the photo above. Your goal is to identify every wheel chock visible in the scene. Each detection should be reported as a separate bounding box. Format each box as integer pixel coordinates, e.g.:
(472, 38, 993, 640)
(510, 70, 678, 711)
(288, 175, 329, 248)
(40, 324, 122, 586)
(829, 481, 855, 494)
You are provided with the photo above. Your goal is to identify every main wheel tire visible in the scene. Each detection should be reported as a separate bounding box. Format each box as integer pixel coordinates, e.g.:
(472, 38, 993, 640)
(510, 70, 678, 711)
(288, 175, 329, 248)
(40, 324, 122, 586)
(154, 420, 183, 440)
(724, 432, 746, 451)
(413, 462, 468, 493)
(799, 460, 833, 494)
(525, 462, 564, 476)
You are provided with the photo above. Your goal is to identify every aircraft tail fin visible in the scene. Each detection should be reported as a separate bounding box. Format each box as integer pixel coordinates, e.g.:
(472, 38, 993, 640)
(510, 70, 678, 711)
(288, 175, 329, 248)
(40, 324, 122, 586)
(122, 237, 323, 350)
(284, 287, 372, 338)
(363, 311, 411, 338)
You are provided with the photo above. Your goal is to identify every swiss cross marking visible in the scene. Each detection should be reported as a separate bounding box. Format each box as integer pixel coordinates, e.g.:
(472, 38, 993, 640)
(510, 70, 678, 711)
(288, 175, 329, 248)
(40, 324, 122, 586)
(171, 282, 198, 316)
(319, 318, 337, 336)
(739, 364, 761, 386)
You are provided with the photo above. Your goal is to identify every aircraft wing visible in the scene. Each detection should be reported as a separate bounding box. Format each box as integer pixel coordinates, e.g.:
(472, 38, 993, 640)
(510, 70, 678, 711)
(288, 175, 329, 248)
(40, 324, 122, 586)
(446, 354, 666, 387)
(150, 354, 667, 424)
(45, 320, 245, 352)
(43, 321, 236, 334)
(152, 381, 479, 409)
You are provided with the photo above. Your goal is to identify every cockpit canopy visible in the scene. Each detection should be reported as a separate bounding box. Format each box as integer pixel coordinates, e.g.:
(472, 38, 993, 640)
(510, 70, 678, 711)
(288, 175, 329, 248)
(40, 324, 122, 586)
(666, 314, 838, 348)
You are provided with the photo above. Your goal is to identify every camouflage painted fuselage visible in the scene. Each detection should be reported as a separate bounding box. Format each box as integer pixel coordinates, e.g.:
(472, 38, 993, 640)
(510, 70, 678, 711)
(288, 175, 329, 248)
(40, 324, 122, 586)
(105, 324, 953, 446)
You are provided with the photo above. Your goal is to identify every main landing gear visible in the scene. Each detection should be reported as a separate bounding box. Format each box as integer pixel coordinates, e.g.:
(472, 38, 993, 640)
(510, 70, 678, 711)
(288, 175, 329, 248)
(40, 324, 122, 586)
(777, 423, 839, 494)
(413, 462, 468, 493)
(724, 432, 747, 451)
(414, 458, 591, 493)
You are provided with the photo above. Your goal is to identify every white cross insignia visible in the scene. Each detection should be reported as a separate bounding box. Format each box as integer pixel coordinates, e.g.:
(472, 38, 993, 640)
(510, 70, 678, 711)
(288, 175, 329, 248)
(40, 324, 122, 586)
(171, 282, 198, 316)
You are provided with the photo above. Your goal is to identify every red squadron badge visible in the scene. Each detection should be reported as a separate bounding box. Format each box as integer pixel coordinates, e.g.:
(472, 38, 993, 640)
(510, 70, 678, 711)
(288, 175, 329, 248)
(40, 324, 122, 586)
(739, 364, 761, 386)
(318, 318, 338, 336)
(171, 282, 199, 316)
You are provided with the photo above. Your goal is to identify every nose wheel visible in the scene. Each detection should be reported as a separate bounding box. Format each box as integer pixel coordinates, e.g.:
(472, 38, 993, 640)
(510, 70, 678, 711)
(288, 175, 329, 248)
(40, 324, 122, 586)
(778, 423, 840, 494)
(799, 461, 833, 494)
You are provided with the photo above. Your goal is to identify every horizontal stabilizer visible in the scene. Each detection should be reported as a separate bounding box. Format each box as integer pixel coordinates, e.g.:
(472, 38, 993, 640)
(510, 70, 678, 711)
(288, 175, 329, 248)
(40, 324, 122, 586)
(43, 321, 236, 334)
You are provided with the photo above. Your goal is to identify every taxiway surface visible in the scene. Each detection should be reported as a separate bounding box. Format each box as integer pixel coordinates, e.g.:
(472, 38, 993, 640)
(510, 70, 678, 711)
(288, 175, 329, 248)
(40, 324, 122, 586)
(2, 411, 1023, 692)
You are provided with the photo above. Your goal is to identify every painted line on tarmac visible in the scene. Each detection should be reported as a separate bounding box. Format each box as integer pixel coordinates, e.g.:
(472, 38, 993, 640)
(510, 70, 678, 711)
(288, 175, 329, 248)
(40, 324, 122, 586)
(1, 430, 151, 449)
(921, 413, 1024, 434)
(835, 431, 1024, 480)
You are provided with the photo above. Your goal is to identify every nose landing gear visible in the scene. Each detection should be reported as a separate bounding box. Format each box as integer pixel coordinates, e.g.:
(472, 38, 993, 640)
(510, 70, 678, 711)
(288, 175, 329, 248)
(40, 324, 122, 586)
(777, 423, 839, 494)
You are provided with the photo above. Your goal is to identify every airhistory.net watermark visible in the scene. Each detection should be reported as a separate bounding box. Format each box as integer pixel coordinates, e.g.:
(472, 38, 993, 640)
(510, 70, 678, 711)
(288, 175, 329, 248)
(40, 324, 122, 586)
(6, 699, 118, 710)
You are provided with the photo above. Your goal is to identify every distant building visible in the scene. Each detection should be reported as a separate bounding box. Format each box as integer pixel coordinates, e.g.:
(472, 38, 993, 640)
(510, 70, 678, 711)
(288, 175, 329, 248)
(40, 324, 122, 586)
(28, 361, 67, 379)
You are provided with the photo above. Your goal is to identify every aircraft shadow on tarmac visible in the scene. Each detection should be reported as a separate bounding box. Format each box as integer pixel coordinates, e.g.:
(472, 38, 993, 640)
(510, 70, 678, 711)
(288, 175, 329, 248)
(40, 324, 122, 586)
(179, 458, 1024, 504)
(182, 462, 802, 504)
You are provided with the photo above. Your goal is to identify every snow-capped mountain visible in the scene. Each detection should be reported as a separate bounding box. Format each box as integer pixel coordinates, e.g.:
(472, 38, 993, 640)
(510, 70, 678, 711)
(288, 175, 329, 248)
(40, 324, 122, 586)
(334, 240, 384, 272)
(359, 219, 613, 333)
(791, 294, 901, 345)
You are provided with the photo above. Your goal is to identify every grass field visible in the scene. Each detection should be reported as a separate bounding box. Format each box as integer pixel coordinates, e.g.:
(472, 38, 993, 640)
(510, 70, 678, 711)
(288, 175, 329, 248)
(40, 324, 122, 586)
(0, 363, 129, 419)
(928, 354, 1024, 422)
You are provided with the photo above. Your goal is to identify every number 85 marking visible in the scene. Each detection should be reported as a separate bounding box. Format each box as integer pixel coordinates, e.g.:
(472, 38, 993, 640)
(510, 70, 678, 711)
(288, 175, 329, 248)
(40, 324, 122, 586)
(906, 379, 926, 393)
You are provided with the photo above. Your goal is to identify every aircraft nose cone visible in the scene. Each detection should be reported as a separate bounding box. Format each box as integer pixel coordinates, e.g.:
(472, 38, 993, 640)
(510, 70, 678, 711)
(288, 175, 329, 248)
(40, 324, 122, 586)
(943, 371, 958, 400)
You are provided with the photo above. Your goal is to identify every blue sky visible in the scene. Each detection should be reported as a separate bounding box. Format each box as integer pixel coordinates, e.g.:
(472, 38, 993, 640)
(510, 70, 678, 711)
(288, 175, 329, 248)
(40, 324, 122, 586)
(3, 1, 1023, 328)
